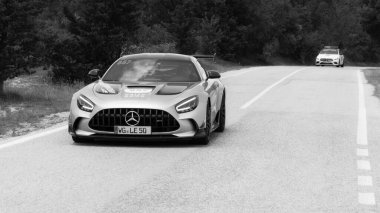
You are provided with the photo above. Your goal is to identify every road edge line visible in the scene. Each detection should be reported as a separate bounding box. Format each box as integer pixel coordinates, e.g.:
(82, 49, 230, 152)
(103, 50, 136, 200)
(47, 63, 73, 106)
(356, 70, 376, 206)
(0, 125, 67, 151)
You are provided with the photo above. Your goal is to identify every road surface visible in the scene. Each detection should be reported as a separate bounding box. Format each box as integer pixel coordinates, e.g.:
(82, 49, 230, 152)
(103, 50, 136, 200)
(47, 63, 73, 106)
(1, 66, 380, 213)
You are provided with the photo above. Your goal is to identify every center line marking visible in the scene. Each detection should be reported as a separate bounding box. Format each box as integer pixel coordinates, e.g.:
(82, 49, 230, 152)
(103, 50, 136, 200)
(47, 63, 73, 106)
(240, 67, 307, 109)
(358, 176, 373, 186)
(357, 160, 371, 170)
(356, 148, 369, 157)
(359, 193, 376, 205)
(357, 71, 368, 145)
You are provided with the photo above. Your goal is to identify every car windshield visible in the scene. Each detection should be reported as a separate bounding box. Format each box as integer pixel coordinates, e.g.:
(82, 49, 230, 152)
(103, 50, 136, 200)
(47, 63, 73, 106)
(320, 49, 338, 54)
(102, 58, 201, 83)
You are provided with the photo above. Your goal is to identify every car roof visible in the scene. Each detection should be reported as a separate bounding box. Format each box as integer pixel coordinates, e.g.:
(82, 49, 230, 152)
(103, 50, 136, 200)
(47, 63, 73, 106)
(323, 46, 339, 49)
(119, 53, 193, 61)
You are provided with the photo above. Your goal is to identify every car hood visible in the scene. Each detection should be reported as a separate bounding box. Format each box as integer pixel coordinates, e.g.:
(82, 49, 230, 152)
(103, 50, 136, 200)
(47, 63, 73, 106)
(317, 54, 339, 59)
(92, 81, 198, 98)
(74, 80, 206, 111)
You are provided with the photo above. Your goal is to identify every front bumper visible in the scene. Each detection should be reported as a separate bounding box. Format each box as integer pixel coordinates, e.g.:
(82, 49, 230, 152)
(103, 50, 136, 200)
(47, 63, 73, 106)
(72, 128, 208, 142)
(68, 97, 208, 140)
(315, 59, 339, 65)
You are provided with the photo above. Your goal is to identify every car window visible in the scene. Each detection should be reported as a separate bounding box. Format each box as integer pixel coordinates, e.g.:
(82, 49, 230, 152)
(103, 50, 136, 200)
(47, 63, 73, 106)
(192, 59, 208, 80)
(102, 58, 201, 83)
(320, 49, 338, 54)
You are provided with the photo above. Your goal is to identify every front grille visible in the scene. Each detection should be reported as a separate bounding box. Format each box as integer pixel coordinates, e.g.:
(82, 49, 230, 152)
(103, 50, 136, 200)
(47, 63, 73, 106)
(320, 58, 332, 62)
(89, 108, 180, 132)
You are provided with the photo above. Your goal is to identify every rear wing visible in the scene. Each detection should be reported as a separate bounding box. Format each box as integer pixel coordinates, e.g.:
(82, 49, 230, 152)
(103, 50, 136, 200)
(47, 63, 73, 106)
(192, 54, 216, 62)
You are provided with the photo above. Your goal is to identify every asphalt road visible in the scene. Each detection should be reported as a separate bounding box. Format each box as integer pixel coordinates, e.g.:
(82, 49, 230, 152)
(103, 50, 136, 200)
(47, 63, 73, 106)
(1, 66, 380, 213)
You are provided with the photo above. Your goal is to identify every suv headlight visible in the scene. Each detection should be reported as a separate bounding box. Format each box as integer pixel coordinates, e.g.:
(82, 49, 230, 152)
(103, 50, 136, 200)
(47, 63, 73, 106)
(176, 96, 199, 113)
(77, 95, 95, 112)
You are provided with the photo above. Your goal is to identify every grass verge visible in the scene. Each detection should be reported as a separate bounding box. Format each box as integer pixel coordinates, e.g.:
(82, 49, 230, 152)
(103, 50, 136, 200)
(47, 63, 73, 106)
(363, 68, 380, 99)
(0, 69, 84, 138)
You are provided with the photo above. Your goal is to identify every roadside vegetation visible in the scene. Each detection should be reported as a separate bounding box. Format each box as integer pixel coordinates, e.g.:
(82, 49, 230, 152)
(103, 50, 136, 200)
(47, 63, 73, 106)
(363, 69, 380, 100)
(0, 68, 84, 138)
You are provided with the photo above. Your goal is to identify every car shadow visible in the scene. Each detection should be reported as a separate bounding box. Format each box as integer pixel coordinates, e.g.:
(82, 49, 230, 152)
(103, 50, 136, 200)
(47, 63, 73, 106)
(72, 133, 221, 148)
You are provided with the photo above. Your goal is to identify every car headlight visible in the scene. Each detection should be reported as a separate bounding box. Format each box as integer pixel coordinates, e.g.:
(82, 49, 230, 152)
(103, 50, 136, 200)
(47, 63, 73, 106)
(176, 96, 199, 113)
(77, 95, 95, 112)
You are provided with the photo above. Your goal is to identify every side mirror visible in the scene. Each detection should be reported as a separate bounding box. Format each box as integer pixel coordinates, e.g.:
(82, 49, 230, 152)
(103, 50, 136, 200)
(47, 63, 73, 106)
(207, 70, 221, 79)
(88, 69, 101, 80)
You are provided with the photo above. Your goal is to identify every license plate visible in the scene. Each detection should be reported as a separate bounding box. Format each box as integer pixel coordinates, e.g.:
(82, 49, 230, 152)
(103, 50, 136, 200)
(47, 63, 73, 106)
(115, 126, 151, 135)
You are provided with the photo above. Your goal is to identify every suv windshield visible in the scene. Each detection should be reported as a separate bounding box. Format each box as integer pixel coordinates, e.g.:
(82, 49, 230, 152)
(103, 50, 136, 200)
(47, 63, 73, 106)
(320, 49, 338, 54)
(102, 58, 201, 83)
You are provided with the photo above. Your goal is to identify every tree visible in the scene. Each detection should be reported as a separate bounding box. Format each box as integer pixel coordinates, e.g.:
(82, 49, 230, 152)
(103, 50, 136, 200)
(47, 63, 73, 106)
(166, 1, 199, 54)
(50, 0, 138, 82)
(0, 0, 42, 95)
(362, 0, 380, 43)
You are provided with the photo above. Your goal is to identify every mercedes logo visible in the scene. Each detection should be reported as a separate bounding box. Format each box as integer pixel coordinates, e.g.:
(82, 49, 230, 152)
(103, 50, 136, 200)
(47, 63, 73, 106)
(125, 111, 140, 126)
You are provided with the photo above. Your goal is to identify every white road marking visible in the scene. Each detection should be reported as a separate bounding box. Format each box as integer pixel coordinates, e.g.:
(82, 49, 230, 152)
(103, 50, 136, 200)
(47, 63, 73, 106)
(357, 160, 371, 171)
(240, 67, 307, 109)
(358, 176, 373, 186)
(358, 193, 376, 205)
(357, 71, 368, 146)
(356, 70, 376, 206)
(220, 67, 263, 79)
(0, 125, 67, 151)
(356, 148, 369, 157)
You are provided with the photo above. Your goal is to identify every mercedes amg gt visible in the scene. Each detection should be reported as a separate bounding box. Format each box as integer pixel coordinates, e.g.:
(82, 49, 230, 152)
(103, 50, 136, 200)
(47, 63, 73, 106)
(68, 53, 226, 144)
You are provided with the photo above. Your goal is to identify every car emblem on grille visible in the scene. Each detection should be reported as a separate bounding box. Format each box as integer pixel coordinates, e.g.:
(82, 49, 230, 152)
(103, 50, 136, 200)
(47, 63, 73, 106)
(125, 111, 140, 126)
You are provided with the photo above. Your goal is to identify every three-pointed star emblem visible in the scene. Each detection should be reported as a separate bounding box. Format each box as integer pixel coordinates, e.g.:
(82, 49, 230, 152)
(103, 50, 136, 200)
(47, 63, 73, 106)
(125, 111, 140, 126)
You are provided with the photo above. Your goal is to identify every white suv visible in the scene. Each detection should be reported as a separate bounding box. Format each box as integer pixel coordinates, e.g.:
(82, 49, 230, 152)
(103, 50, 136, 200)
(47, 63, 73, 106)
(315, 46, 344, 67)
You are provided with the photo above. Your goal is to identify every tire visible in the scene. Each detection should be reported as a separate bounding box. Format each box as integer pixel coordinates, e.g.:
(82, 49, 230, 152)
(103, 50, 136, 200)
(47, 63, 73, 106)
(198, 102, 211, 145)
(72, 136, 91, 143)
(341, 63, 344, 67)
(215, 92, 225, 132)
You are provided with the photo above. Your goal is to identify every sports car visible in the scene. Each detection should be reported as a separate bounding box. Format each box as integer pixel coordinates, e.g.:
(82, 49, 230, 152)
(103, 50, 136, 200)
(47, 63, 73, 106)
(68, 53, 226, 144)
